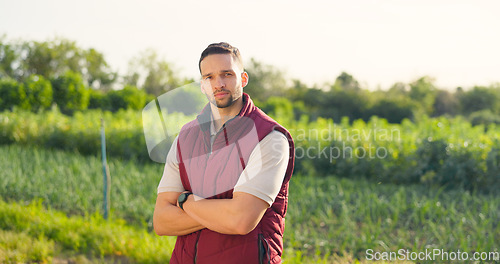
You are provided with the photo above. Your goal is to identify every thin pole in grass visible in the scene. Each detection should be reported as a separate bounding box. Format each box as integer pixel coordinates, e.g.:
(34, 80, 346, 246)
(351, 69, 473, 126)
(101, 117, 111, 220)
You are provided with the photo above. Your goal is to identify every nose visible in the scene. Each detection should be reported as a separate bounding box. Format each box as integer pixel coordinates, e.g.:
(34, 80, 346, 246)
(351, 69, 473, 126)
(213, 76, 225, 90)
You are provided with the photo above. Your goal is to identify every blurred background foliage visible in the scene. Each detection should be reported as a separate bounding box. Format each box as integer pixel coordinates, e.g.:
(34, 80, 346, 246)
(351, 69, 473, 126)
(0, 36, 500, 193)
(1, 35, 499, 124)
(1, 35, 500, 263)
(1, 35, 500, 194)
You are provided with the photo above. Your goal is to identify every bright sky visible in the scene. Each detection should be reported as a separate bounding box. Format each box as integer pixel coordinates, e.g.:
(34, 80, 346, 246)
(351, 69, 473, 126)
(1, 0, 499, 90)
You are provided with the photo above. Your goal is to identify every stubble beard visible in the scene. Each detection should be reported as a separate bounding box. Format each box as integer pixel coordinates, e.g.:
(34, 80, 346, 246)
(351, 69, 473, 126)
(209, 87, 242, 109)
(213, 94, 235, 108)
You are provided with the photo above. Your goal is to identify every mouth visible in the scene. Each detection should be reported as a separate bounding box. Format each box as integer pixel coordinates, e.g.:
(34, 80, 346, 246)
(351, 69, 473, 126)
(214, 92, 229, 99)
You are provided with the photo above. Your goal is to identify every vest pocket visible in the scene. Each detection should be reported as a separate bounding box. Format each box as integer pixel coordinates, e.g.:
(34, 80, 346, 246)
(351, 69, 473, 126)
(258, 233, 270, 264)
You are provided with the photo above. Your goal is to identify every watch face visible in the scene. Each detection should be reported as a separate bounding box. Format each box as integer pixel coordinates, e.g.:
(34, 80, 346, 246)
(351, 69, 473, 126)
(178, 193, 187, 203)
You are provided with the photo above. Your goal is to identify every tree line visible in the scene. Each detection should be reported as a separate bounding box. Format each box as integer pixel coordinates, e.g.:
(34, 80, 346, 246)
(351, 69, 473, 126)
(1, 35, 500, 126)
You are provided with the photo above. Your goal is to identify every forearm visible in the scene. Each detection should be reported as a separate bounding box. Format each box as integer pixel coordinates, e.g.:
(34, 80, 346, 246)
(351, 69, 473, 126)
(183, 197, 240, 234)
(153, 192, 205, 236)
(182, 192, 267, 235)
(154, 204, 204, 236)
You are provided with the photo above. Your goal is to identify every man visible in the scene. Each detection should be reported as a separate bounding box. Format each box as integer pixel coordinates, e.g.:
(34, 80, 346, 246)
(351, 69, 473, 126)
(153, 42, 295, 264)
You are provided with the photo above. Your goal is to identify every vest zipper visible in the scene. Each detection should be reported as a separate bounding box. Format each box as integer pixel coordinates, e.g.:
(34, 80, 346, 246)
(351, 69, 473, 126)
(206, 124, 227, 158)
(205, 114, 240, 157)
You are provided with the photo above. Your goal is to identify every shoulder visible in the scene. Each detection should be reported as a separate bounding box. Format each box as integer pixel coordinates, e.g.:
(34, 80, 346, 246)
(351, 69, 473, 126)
(253, 107, 294, 145)
(251, 106, 289, 139)
(258, 131, 289, 155)
(180, 118, 199, 132)
(261, 130, 288, 144)
(251, 106, 277, 126)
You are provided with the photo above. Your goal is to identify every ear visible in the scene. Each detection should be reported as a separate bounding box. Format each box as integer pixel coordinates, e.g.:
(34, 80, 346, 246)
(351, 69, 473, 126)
(241, 72, 249, 88)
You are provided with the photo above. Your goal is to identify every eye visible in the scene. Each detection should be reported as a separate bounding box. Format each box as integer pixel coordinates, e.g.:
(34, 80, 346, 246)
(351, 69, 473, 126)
(225, 72, 233, 76)
(204, 76, 212, 80)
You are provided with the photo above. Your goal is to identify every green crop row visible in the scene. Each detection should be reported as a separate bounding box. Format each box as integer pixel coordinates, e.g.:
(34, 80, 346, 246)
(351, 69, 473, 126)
(1, 145, 498, 262)
(0, 144, 162, 226)
(285, 176, 499, 262)
(0, 107, 190, 162)
(0, 198, 411, 264)
(0, 199, 176, 263)
(276, 113, 500, 193)
(1, 108, 500, 192)
(0, 229, 55, 264)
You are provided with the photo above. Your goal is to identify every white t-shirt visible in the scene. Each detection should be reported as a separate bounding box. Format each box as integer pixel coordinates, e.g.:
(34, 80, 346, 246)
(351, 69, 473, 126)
(157, 130, 290, 207)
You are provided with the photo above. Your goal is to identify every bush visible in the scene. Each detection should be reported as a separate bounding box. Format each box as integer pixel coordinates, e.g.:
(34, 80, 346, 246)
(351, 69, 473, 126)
(410, 139, 449, 184)
(439, 150, 484, 191)
(459, 86, 500, 114)
(0, 79, 26, 111)
(107, 85, 148, 112)
(485, 145, 500, 189)
(286, 115, 500, 193)
(261, 96, 294, 124)
(23, 75, 53, 112)
(325, 90, 369, 122)
(367, 98, 414, 123)
(88, 89, 110, 110)
(1, 108, 499, 193)
(0, 107, 194, 162)
(51, 71, 90, 114)
(469, 110, 500, 127)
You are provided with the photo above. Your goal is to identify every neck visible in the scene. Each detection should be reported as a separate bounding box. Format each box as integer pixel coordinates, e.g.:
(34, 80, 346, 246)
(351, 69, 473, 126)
(210, 97, 244, 131)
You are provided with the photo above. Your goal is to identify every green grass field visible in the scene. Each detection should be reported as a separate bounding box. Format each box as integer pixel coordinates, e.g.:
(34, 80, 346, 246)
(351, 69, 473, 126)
(1, 144, 499, 263)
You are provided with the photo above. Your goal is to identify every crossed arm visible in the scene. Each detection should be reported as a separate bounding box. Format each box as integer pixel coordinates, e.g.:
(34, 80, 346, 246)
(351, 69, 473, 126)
(153, 191, 269, 236)
(153, 131, 289, 236)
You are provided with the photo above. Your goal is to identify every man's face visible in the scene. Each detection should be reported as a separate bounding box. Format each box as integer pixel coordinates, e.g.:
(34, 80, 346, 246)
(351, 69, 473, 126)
(200, 53, 248, 109)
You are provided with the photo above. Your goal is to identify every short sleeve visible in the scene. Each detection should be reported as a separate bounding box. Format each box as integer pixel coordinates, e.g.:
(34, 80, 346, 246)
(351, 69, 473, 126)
(157, 135, 185, 194)
(233, 131, 290, 207)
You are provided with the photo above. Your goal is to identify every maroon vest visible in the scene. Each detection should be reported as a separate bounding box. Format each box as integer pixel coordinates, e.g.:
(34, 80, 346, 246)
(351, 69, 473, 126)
(170, 93, 294, 264)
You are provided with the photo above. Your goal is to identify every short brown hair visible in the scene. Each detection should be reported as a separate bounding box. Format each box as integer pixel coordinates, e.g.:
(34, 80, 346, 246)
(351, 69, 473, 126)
(199, 42, 243, 73)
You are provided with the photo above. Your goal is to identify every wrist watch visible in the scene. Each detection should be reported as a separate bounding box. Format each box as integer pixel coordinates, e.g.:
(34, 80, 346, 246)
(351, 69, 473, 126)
(178, 192, 193, 210)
